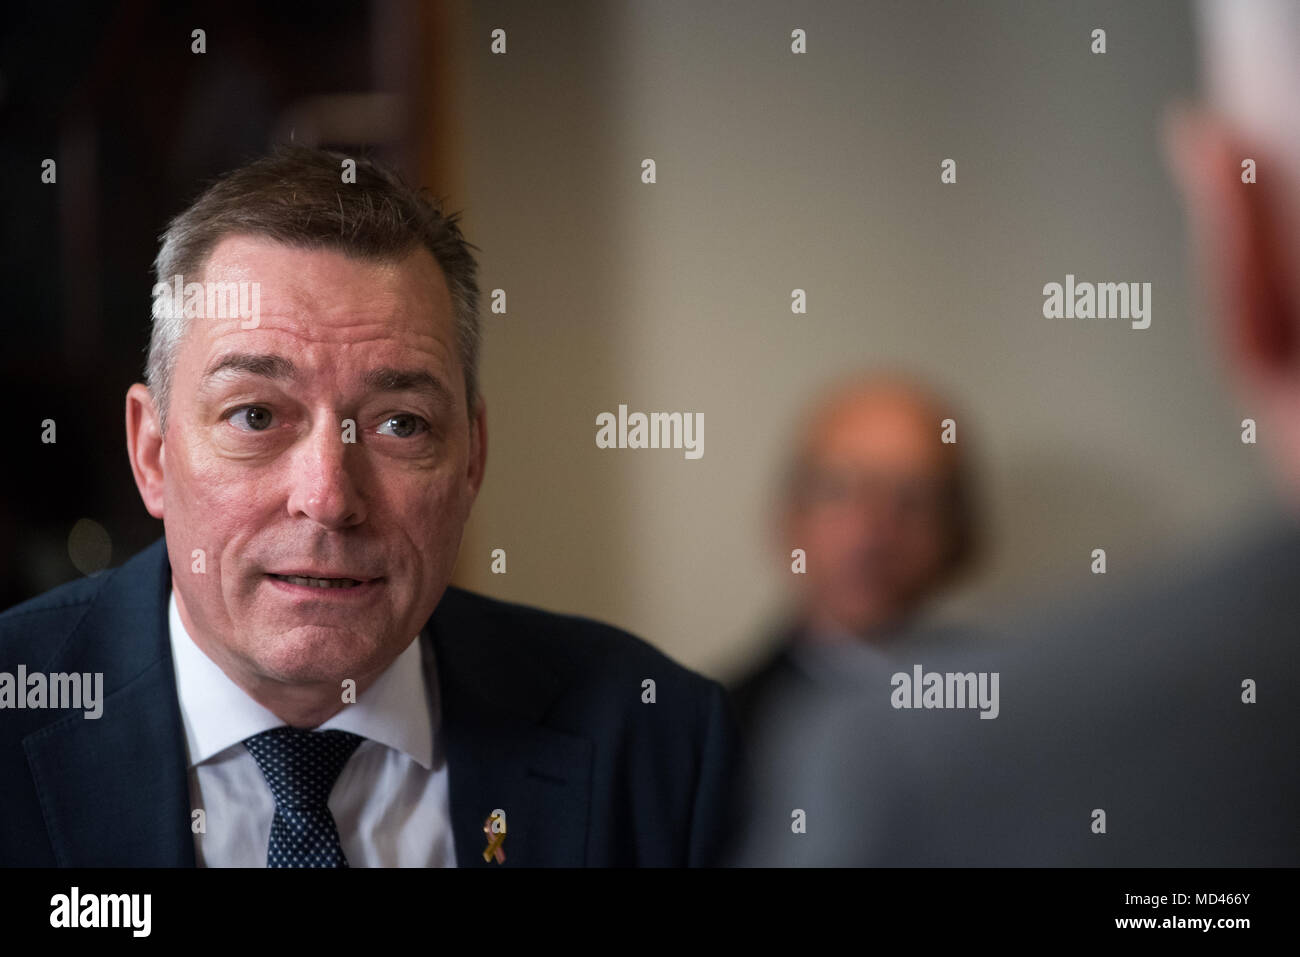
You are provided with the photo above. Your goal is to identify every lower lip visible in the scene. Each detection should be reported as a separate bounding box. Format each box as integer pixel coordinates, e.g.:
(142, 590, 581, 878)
(264, 575, 383, 602)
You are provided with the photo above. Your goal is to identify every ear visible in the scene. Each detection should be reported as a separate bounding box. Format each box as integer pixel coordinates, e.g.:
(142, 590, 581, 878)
(126, 383, 166, 519)
(466, 395, 487, 501)
(1162, 105, 1299, 385)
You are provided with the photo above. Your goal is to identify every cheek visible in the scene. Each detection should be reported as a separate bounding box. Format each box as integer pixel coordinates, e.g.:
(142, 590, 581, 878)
(807, 513, 858, 554)
(398, 479, 469, 557)
(169, 433, 268, 511)
(885, 536, 947, 595)
(164, 442, 282, 579)
(358, 465, 472, 568)
(904, 526, 948, 566)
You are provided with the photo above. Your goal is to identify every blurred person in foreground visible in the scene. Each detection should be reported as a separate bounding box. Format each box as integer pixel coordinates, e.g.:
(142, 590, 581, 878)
(732, 0, 1300, 866)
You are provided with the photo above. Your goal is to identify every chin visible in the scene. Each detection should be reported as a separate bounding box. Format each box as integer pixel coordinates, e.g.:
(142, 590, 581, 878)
(247, 624, 392, 685)
(833, 603, 899, 637)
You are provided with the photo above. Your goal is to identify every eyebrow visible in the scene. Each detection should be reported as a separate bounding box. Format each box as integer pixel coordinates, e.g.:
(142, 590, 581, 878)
(203, 352, 296, 381)
(362, 367, 455, 408)
(201, 354, 455, 408)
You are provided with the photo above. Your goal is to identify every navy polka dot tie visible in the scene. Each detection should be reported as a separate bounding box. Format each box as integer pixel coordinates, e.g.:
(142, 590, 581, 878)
(243, 727, 364, 868)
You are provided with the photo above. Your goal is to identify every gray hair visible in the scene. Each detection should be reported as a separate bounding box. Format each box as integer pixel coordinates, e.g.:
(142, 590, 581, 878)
(147, 144, 481, 434)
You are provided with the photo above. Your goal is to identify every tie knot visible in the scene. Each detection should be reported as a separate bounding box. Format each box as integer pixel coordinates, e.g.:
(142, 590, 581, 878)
(242, 727, 363, 809)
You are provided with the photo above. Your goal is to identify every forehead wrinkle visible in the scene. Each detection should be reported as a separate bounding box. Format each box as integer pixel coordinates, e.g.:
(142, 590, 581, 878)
(196, 348, 457, 417)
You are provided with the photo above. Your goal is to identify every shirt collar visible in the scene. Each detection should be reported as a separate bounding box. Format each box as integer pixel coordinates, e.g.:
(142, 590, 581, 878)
(167, 589, 435, 770)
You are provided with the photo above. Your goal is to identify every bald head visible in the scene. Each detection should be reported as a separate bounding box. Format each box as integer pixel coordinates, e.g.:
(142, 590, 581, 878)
(780, 375, 975, 641)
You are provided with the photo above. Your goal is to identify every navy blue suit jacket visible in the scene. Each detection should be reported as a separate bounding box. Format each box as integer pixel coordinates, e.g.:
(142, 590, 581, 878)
(0, 539, 738, 866)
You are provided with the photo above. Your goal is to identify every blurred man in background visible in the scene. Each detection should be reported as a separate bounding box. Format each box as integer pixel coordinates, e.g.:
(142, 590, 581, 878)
(728, 373, 979, 737)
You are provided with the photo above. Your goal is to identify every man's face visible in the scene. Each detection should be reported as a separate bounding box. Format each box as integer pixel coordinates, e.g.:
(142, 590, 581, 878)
(784, 389, 956, 638)
(155, 235, 483, 690)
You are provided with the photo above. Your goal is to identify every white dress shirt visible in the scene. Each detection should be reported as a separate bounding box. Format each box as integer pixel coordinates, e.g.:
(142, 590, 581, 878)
(167, 591, 457, 867)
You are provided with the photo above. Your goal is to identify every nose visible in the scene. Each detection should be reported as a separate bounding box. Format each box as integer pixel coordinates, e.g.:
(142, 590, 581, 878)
(285, 417, 367, 529)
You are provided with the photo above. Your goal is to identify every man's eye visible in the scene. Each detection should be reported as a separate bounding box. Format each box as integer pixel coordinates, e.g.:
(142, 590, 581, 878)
(377, 413, 428, 438)
(228, 406, 274, 432)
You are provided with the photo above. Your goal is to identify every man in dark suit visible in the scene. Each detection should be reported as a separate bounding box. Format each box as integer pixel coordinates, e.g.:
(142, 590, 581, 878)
(0, 144, 736, 867)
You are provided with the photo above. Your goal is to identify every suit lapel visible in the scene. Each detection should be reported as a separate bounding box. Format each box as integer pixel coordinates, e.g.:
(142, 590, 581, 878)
(23, 539, 195, 866)
(430, 591, 593, 867)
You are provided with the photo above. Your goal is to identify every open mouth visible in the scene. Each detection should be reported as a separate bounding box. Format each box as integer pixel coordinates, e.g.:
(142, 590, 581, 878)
(268, 573, 367, 589)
